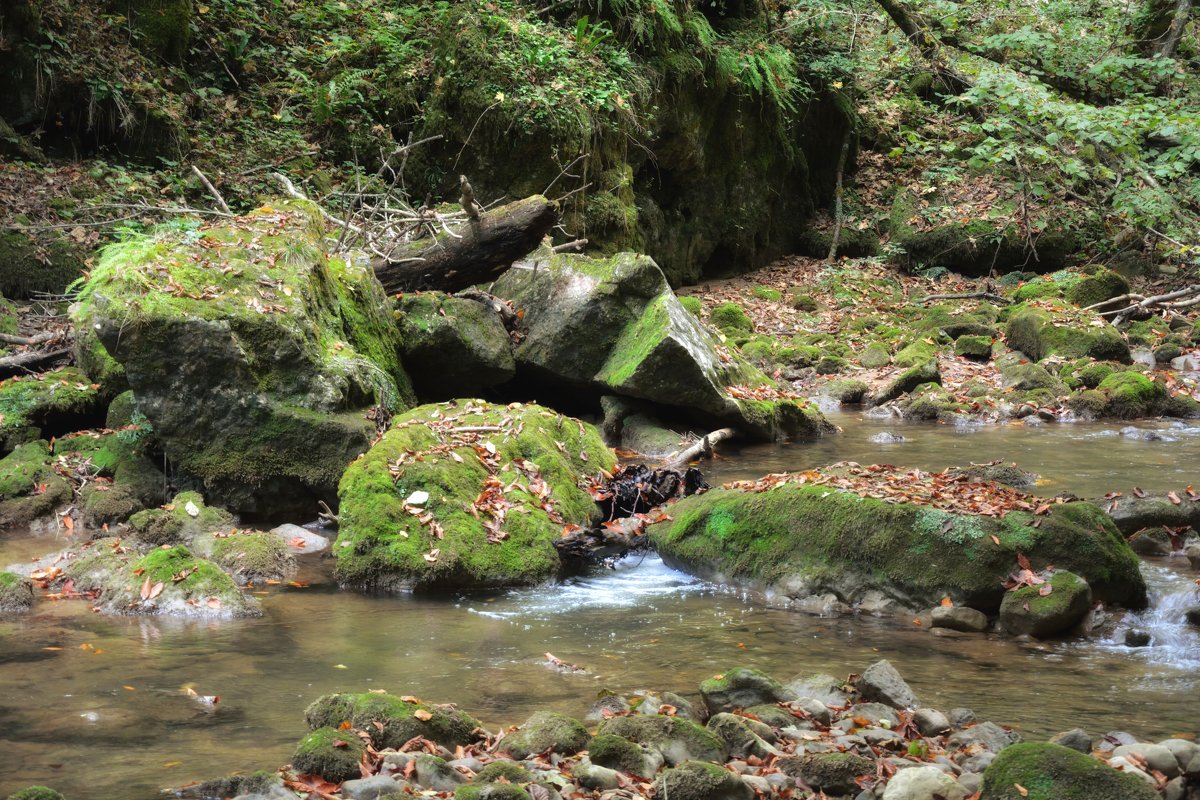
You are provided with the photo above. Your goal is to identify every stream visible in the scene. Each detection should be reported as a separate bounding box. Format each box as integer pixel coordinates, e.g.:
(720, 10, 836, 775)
(2, 413, 1199, 798)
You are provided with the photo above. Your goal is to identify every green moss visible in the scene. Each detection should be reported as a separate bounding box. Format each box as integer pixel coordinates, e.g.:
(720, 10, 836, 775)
(587, 734, 646, 775)
(751, 286, 782, 301)
(859, 342, 891, 368)
(980, 742, 1159, 800)
(1066, 269, 1129, 308)
(292, 726, 366, 783)
(955, 335, 993, 360)
(305, 691, 481, 750)
(893, 341, 939, 368)
(473, 761, 534, 784)
(814, 355, 847, 374)
(710, 302, 753, 334)
(790, 292, 819, 312)
(500, 711, 590, 759)
(650, 485, 1146, 611)
(678, 296, 703, 316)
(1005, 309, 1130, 363)
(1000, 571, 1091, 637)
(0, 571, 35, 611)
(4, 787, 66, 800)
(133, 545, 238, 595)
(210, 532, 295, 582)
(654, 761, 749, 800)
(820, 379, 868, 405)
(455, 785, 530, 800)
(335, 401, 615, 591)
(1077, 362, 1117, 389)
(0, 440, 72, 527)
(0, 369, 102, 452)
(1097, 371, 1167, 418)
(598, 714, 726, 765)
(0, 231, 85, 300)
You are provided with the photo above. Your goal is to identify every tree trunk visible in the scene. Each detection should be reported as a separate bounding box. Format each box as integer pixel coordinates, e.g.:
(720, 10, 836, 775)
(372, 195, 558, 294)
(873, 0, 971, 95)
(1137, 0, 1193, 57)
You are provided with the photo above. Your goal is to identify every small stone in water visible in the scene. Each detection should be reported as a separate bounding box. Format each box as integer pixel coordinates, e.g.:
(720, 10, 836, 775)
(1124, 628, 1152, 647)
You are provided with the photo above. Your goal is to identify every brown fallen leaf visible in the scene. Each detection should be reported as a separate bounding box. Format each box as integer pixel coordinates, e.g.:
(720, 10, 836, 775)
(413, 709, 433, 721)
(1167, 491, 1181, 505)
(1015, 783, 1029, 797)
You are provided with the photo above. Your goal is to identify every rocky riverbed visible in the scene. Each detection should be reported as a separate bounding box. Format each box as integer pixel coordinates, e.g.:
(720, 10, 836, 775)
(8, 659, 1193, 800)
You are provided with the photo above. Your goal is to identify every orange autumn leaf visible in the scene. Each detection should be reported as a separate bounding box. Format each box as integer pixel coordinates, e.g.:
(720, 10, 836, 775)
(940, 596, 953, 607)
(413, 709, 433, 721)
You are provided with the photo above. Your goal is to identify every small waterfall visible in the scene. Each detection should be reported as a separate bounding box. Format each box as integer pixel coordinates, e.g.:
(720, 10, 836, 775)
(1105, 561, 1200, 670)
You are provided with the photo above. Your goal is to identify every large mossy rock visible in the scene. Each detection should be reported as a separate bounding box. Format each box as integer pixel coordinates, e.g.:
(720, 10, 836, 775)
(397, 292, 516, 400)
(305, 691, 482, 749)
(0, 231, 87, 300)
(598, 714, 727, 766)
(0, 440, 72, 528)
(980, 742, 1159, 800)
(64, 539, 259, 617)
(498, 711, 590, 759)
(0, 369, 105, 453)
(649, 479, 1146, 612)
(491, 251, 832, 441)
(335, 400, 615, 591)
(1004, 309, 1130, 363)
(54, 427, 166, 526)
(72, 203, 413, 516)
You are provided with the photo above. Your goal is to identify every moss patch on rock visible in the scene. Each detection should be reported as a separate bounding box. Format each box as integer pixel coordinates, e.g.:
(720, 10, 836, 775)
(0, 440, 72, 528)
(499, 711, 590, 759)
(334, 400, 615, 591)
(649, 482, 1146, 612)
(291, 726, 366, 783)
(980, 742, 1159, 800)
(598, 714, 726, 766)
(0, 571, 36, 612)
(305, 691, 481, 750)
(71, 203, 414, 516)
(0, 369, 103, 453)
(209, 531, 296, 584)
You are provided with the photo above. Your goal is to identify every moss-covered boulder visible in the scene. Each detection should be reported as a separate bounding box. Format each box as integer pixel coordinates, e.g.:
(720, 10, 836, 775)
(859, 341, 892, 368)
(54, 427, 166, 526)
(955, 334, 993, 360)
(454, 785, 530, 800)
(980, 741, 1159, 799)
(305, 691, 481, 750)
(208, 531, 296, 584)
(1005, 309, 1130, 363)
(0, 571, 35, 612)
(4, 787, 66, 800)
(869, 359, 940, 406)
(65, 539, 258, 617)
(473, 761, 534, 784)
(699, 667, 796, 714)
(649, 478, 1146, 612)
(1066, 269, 1129, 308)
(0, 440, 72, 528)
(127, 491, 232, 547)
(71, 203, 414, 517)
(0, 230, 86, 300)
(587, 734, 650, 776)
(778, 752, 874, 795)
(397, 292, 516, 400)
(999, 571, 1092, 638)
(710, 302, 754, 334)
(498, 711, 589, 759)
(335, 400, 614, 591)
(653, 761, 752, 800)
(598, 714, 726, 765)
(1096, 371, 1184, 418)
(0, 369, 104, 453)
(491, 251, 831, 441)
(291, 726, 366, 783)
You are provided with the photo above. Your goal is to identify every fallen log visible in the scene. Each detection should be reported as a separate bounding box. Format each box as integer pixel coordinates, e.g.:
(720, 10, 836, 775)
(0, 346, 72, 376)
(664, 428, 737, 469)
(372, 195, 558, 294)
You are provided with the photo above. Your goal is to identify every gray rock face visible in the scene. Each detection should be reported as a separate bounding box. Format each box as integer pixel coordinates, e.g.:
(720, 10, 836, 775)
(858, 659, 919, 709)
(339, 774, 404, 800)
(913, 708, 951, 737)
(948, 721, 1020, 756)
(398, 292, 516, 399)
(931, 606, 989, 633)
(492, 251, 831, 441)
(881, 764, 966, 800)
(870, 360, 940, 406)
(706, 713, 780, 759)
(1114, 743, 1181, 777)
(1049, 728, 1092, 752)
(778, 752, 874, 795)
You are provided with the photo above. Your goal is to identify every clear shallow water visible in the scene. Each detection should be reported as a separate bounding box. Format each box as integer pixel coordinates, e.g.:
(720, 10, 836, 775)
(2, 413, 1199, 798)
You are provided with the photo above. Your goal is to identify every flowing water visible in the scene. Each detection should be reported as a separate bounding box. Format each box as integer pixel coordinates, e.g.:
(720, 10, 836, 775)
(2, 413, 1199, 798)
